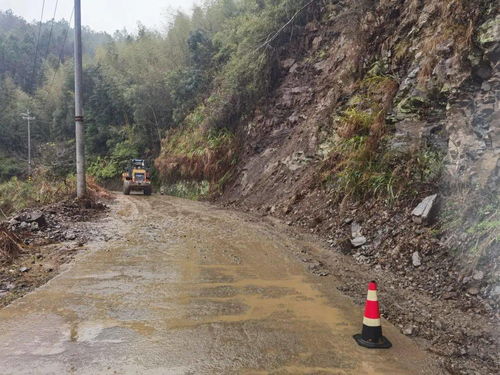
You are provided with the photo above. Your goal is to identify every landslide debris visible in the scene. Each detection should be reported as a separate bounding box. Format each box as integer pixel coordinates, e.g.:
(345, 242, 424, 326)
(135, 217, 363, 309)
(212, 1, 499, 374)
(0, 196, 109, 307)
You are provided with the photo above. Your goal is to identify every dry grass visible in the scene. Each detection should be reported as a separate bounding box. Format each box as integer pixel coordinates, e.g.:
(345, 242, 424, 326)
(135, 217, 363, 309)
(87, 176, 114, 200)
(323, 68, 440, 201)
(0, 174, 76, 216)
(155, 125, 237, 187)
(0, 225, 22, 264)
(0, 173, 111, 216)
(336, 108, 374, 139)
(416, 0, 483, 88)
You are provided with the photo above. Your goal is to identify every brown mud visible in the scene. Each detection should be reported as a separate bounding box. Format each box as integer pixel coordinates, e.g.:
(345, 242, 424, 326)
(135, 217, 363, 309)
(0, 198, 108, 307)
(0, 194, 441, 374)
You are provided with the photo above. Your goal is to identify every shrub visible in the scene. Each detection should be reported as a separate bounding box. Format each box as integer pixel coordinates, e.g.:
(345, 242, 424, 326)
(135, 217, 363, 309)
(336, 108, 375, 139)
(0, 174, 76, 216)
(0, 157, 24, 182)
(156, 125, 237, 185)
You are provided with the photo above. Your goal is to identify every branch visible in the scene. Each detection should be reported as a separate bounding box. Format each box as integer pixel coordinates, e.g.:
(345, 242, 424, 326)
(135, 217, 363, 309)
(0, 207, 8, 221)
(253, 0, 316, 54)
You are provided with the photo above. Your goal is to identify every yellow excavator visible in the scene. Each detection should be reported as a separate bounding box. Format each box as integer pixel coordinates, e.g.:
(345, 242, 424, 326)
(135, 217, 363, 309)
(122, 159, 152, 195)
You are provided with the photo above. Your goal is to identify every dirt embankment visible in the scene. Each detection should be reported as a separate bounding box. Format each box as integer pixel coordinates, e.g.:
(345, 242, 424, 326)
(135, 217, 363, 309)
(0, 197, 109, 308)
(220, 192, 498, 374)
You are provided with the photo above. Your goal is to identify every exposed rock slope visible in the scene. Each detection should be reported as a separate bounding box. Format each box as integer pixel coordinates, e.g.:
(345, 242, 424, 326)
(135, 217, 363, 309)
(215, 1, 499, 373)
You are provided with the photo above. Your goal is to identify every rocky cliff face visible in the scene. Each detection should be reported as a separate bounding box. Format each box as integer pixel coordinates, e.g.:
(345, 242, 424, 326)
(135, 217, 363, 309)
(222, 0, 498, 202)
(221, 0, 498, 278)
(216, 1, 498, 373)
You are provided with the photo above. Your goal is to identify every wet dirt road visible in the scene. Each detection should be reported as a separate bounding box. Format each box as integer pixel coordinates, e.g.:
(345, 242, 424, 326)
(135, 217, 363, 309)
(0, 195, 440, 374)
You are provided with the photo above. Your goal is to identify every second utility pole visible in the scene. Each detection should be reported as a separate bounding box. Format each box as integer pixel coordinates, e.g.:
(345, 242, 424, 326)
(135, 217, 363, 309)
(21, 110, 35, 177)
(74, 0, 86, 198)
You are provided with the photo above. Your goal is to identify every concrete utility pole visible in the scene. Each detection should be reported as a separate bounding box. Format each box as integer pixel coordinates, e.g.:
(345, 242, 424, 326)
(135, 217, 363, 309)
(74, 0, 86, 198)
(21, 110, 35, 177)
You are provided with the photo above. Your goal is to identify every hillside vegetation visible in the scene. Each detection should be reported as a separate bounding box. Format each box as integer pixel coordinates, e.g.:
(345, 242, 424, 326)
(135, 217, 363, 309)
(1, 1, 319, 185)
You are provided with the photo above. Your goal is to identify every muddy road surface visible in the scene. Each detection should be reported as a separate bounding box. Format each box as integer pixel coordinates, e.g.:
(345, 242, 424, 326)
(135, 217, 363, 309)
(0, 195, 441, 374)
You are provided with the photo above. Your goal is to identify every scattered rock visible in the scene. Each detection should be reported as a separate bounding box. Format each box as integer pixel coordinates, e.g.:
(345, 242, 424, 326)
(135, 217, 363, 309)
(19, 266, 30, 273)
(351, 236, 367, 247)
(27, 211, 47, 226)
(353, 253, 370, 264)
(403, 326, 413, 336)
(64, 231, 77, 241)
(411, 194, 438, 224)
(351, 221, 362, 238)
(308, 260, 330, 276)
(467, 287, 480, 295)
(473, 270, 484, 281)
(349, 221, 367, 247)
(412, 251, 422, 267)
(490, 285, 500, 297)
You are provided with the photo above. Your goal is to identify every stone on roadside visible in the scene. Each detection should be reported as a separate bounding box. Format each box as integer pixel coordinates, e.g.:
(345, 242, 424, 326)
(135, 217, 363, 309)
(467, 287, 480, 295)
(490, 285, 500, 297)
(403, 326, 413, 336)
(28, 211, 47, 226)
(412, 251, 422, 267)
(64, 231, 77, 241)
(411, 194, 438, 224)
(351, 221, 362, 238)
(351, 236, 367, 248)
(472, 270, 484, 281)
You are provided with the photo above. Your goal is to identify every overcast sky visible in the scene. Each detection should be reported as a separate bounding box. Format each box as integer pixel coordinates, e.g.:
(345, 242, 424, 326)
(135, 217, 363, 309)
(0, 0, 199, 34)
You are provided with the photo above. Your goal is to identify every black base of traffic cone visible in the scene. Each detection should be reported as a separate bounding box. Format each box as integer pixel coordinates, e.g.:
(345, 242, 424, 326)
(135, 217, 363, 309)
(353, 333, 392, 349)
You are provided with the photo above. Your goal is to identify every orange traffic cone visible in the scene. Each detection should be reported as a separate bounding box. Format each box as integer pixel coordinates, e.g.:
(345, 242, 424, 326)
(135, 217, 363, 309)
(353, 281, 392, 349)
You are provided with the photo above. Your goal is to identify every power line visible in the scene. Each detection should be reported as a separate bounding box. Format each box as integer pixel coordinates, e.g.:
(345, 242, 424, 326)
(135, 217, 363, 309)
(59, 8, 74, 64)
(50, 7, 74, 88)
(45, 0, 59, 60)
(30, 0, 46, 92)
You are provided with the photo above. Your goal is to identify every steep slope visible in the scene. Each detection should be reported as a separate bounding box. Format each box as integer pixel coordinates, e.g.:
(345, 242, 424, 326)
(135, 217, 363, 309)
(221, 0, 498, 210)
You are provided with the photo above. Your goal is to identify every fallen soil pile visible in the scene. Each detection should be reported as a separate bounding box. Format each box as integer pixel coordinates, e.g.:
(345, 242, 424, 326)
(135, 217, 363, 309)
(220, 194, 499, 374)
(0, 196, 109, 307)
(6, 198, 107, 245)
